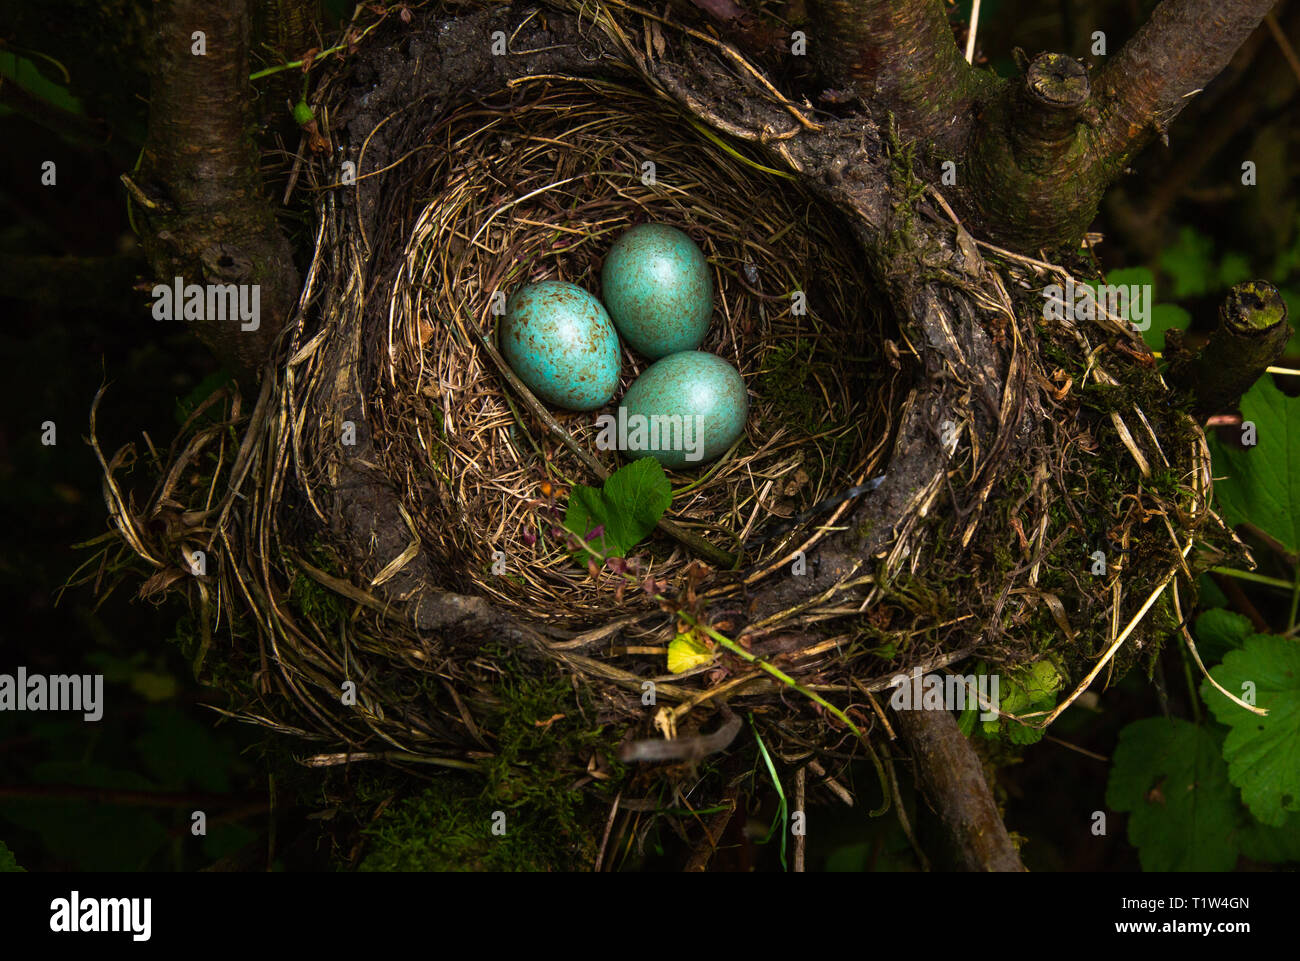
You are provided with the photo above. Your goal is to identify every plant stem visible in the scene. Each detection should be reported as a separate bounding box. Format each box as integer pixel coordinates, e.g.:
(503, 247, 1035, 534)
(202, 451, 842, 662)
(1210, 566, 1296, 591)
(248, 17, 385, 80)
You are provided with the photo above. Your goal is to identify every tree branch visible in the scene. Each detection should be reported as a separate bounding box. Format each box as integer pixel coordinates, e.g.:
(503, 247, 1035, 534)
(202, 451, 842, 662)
(1092, 0, 1278, 177)
(805, 0, 993, 157)
(891, 704, 1026, 871)
(136, 0, 300, 378)
(1167, 281, 1290, 416)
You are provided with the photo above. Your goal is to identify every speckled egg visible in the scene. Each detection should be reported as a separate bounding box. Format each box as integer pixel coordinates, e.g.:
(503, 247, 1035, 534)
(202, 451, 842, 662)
(601, 224, 713, 359)
(619, 351, 748, 468)
(500, 281, 621, 411)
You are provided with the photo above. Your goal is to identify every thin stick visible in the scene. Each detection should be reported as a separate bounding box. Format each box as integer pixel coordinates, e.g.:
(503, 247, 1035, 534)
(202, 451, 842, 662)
(594, 790, 622, 872)
(1172, 580, 1267, 716)
(965, 0, 983, 64)
(793, 766, 806, 873)
(1036, 540, 1191, 727)
(1265, 12, 1300, 86)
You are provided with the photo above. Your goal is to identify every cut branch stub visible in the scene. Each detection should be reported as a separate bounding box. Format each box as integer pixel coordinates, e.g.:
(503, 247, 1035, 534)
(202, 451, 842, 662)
(1166, 280, 1290, 417)
(1013, 53, 1090, 175)
(963, 50, 1102, 252)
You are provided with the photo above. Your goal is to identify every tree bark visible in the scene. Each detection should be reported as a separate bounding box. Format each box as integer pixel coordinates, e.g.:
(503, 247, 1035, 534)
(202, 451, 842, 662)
(809, 0, 1281, 251)
(133, 0, 300, 379)
(1167, 281, 1290, 416)
(805, 0, 994, 159)
(892, 704, 1026, 871)
(1092, 0, 1280, 177)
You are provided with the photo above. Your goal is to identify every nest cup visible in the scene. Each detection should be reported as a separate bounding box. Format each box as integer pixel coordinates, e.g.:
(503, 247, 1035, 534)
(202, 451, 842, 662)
(368, 76, 897, 627)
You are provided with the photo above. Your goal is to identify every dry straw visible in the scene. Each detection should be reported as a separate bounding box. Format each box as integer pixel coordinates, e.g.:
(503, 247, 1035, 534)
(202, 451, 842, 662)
(370, 75, 897, 627)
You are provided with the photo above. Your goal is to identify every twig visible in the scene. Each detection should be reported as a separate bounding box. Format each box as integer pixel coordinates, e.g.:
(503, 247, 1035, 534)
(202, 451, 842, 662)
(793, 766, 806, 873)
(1172, 579, 1267, 716)
(1036, 540, 1192, 728)
(964, 0, 982, 64)
(593, 790, 622, 871)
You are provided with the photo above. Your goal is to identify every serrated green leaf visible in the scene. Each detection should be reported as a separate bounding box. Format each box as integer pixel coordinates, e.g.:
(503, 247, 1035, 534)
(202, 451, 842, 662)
(1106, 717, 1240, 871)
(602, 458, 672, 548)
(1237, 811, 1300, 864)
(562, 459, 670, 563)
(980, 659, 1059, 744)
(1201, 634, 1300, 827)
(1193, 608, 1253, 665)
(1208, 375, 1300, 553)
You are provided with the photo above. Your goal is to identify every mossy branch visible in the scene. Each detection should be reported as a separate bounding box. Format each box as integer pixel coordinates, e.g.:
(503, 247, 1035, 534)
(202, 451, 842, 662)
(1092, 0, 1278, 174)
(1166, 281, 1290, 416)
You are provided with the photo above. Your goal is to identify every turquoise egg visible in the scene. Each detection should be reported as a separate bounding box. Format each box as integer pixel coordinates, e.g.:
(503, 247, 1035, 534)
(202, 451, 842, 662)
(601, 223, 713, 359)
(500, 281, 621, 411)
(619, 352, 747, 468)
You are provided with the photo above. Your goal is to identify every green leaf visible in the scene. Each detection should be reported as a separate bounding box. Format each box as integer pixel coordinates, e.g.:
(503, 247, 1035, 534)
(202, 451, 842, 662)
(0, 839, 24, 872)
(562, 459, 671, 563)
(1193, 608, 1253, 665)
(1145, 303, 1191, 352)
(1237, 811, 1300, 864)
(980, 659, 1060, 745)
(1270, 216, 1300, 282)
(134, 704, 238, 792)
(667, 632, 715, 674)
(1280, 288, 1299, 352)
(1201, 634, 1300, 827)
(0, 762, 168, 870)
(1105, 266, 1155, 291)
(0, 51, 84, 117)
(1208, 375, 1300, 553)
(1159, 227, 1215, 299)
(174, 370, 235, 426)
(1106, 717, 1241, 871)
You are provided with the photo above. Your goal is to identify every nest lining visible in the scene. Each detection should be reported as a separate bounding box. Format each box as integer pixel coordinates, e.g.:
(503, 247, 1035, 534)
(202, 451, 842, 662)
(367, 76, 900, 626)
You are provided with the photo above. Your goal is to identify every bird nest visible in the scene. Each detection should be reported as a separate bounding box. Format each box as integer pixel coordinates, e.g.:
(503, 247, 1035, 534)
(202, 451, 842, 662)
(367, 76, 897, 627)
(86, 3, 1236, 865)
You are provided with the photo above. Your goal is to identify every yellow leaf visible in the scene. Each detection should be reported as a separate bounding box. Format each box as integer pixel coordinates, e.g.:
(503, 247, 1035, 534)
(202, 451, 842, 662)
(667, 632, 715, 674)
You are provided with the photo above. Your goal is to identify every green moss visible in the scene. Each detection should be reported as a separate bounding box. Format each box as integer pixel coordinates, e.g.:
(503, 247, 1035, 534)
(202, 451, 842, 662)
(357, 643, 626, 871)
(756, 337, 830, 435)
(359, 775, 578, 871)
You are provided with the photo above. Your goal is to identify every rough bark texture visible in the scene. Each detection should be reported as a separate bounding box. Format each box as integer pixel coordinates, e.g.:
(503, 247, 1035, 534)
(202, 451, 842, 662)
(964, 52, 1098, 251)
(892, 705, 1026, 871)
(1092, 0, 1280, 175)
(805, 0, 994, 159)
(134, 0, 300, 378)
(1167, 281, 1290, 416)
(806, 0, 1281, 251)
